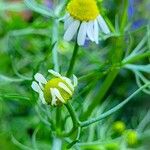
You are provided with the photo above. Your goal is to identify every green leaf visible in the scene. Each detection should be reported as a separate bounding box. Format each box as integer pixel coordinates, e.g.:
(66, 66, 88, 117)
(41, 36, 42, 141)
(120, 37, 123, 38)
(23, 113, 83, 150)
(125, 64, 150, 73)
(0, 74, 24, 82)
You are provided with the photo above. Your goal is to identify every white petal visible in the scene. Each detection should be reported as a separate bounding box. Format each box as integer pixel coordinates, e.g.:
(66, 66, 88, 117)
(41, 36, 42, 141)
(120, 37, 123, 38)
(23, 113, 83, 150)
(39, 91, 47, 104)
(73, 75, 78, 87)
(39, 82, 44, 90)
(61, 77, 74, 91)
(87, 21, 94, 42)
(53, 88, 65, 103)
(58, 82, 72, 95)
(50, 88, 57, 106)
(34, 73, 47, 84)
(77, 21, 87, 46)
(31, 81, 41, 93)
(97, 15, 110, 34)
(94, 19, 99, 44)
(64, 16, 74, 30)
(64, 20, 80, 42)
(48, 69, 61, 77)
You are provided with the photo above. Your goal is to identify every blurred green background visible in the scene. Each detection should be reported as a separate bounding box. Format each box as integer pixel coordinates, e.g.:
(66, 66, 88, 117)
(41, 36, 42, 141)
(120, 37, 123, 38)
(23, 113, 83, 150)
(0, 0, 150, 150)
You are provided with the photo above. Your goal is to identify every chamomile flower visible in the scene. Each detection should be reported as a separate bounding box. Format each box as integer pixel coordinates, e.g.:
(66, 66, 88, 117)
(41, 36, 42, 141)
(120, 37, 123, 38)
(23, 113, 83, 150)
(63, 0, 110, 46)
(31, 70, 78, 106)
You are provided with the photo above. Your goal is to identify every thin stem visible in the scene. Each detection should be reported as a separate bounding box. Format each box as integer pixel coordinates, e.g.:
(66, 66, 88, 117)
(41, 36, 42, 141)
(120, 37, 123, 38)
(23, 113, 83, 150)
(67, 127, 81, 149)
(65, 102, 80, 127)
(83, 68, 119, 118)
(61, 126, 76, 137)
(51, 138, 62, 150)
(66, 41, 79, 77)
(81, 83, 150, 127)
(122, 51, 150, 65)
(120, 0, 128, 32)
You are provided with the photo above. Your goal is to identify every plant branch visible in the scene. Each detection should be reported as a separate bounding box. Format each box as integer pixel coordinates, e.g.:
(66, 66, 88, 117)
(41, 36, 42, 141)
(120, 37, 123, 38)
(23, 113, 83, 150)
(65, 102, 80, 127)
(80, 83, 150, 127)
(66, 42, 79, 77)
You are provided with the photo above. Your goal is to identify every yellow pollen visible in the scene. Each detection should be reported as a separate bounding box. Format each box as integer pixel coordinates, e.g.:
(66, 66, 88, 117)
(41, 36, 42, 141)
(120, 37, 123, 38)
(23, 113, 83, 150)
(43, 78, 73, 105)
(67, 0, 99, 21)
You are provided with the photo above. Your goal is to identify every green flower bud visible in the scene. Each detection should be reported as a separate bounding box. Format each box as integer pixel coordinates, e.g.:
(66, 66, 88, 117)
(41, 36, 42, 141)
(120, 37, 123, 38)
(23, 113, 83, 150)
(113, 121, 126, 134)
(125, 130, 138, 147)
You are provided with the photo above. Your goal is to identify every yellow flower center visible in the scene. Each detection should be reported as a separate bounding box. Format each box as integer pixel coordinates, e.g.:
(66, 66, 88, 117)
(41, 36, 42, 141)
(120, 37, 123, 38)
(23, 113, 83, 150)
(43, 78, 73, 105)
(67, 0, 99, 21)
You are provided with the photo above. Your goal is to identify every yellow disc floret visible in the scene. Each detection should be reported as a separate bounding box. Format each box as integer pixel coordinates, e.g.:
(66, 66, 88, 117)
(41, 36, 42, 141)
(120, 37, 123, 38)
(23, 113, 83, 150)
(67, 0, 99, 21)
(43, 78, 73, 105)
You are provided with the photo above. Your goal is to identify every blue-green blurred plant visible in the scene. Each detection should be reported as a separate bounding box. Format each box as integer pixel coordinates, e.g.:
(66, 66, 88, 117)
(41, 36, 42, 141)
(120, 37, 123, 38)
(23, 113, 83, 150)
(0, 0, 150, 150)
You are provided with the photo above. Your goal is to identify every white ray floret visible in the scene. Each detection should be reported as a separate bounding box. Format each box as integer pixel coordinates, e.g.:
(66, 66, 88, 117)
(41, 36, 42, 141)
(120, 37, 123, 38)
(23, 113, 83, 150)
(58, 82, 72, 95)
(63, 14, 110, 46)
(64, 20, 80, 41)
(53, 88, 65, 103)
(77, 21, 87, 46)
(87, 21, 95, 42)
(48, 69, 62, 77)
(50, 88, 57, 106)
(73, 75, 78, 87)
(31, 81, 41, 93)
(39, 91, 47, 104)
(64, 15, 74, 30)
(34, 73, 47, 84)
(94, 19, 99, 44)
(31, 81, 47, 104)
(61, 77, 74, 91)
(39, 82, 44, 90)
(97, 15, 110, 34)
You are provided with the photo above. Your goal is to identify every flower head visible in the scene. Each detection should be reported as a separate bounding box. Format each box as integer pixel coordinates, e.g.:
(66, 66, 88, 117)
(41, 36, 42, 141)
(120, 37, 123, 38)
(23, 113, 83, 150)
(63, 0, 110, 46)
(31, 70, 78, 106)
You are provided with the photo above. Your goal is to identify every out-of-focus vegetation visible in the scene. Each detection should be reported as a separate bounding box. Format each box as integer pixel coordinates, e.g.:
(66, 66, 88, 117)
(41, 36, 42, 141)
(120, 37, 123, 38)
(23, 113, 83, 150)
(0, 0, 150, 150)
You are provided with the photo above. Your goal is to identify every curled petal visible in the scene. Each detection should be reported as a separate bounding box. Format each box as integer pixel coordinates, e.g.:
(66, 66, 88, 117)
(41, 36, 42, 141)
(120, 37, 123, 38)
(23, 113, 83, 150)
(34, 73, 47, 84)
(61, 77, 74, 91)
(58, 82, 72, 95)
(53, 88, 65, 103)
(31, 81, 41, 93)
(39, 91, 47, 104)
(48, 69, 61, 77)
(50, 88, 57, 106)
(73, 75, 78, 87)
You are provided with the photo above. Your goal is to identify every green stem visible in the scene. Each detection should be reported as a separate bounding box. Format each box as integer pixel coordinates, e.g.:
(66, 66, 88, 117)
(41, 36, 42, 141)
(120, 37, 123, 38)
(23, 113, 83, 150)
(120, 0, 129, 32)
(66, 42, 79, 77)
(81, 83, 150, 127)
(56, 107, 61, 132)
(51, 138, 62, 150)
(83, 68, 119, 118)
(67, 127, 81, 149)
(65, 102, 80, 127)
(122, 51, 150, 65)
